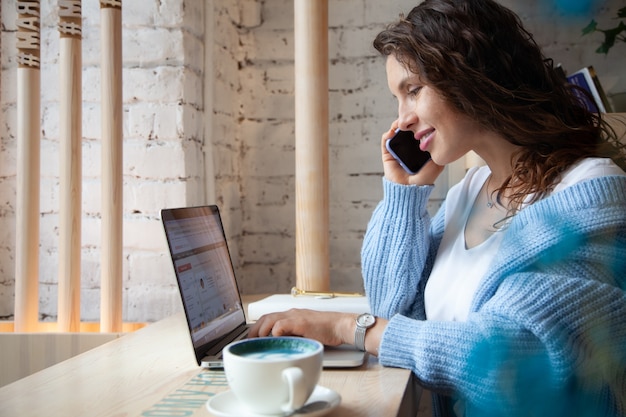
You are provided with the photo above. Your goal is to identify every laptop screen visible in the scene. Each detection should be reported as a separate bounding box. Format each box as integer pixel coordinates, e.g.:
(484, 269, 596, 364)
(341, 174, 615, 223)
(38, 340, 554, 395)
(161, 206, 246, 353)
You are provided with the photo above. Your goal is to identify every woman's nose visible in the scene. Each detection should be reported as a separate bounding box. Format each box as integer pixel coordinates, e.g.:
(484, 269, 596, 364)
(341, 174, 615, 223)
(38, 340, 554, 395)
(397, 103, 417, 131)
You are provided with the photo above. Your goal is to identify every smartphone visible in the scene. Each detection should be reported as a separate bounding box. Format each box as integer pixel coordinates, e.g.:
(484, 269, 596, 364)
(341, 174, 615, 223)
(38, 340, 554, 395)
(385, 129, 431, 174)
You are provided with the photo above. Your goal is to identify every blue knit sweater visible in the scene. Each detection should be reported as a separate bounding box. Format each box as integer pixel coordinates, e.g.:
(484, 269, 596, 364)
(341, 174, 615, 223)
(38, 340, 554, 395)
(361, 175, 626, 417)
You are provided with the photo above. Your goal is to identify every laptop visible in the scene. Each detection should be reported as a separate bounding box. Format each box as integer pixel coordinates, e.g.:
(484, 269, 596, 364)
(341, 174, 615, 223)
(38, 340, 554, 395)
(161, 205, 366, 369)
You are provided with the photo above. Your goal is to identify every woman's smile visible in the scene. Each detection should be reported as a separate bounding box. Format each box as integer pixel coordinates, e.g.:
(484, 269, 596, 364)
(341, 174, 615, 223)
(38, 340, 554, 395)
(417, 128, 435, 151)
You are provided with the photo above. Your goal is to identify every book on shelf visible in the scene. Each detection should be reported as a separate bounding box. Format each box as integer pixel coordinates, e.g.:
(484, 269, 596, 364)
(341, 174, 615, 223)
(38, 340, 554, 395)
(566, 66, 613, 113)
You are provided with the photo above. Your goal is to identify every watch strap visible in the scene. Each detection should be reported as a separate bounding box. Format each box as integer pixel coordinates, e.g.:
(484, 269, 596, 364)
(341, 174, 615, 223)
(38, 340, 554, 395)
(355, 324, 366, 352)
(355, 313, 375, 352)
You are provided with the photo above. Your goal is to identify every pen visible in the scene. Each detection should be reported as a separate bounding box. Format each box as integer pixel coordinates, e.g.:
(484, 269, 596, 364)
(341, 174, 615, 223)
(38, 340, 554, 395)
(290, 286, 364, 298)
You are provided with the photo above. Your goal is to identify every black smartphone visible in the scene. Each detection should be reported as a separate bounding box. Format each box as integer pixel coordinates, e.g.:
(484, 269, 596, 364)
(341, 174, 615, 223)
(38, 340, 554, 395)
(385, 129, 431, 174)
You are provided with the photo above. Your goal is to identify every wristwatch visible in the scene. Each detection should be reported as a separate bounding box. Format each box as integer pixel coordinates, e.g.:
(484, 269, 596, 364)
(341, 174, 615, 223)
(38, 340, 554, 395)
(354, 313, 376, 352)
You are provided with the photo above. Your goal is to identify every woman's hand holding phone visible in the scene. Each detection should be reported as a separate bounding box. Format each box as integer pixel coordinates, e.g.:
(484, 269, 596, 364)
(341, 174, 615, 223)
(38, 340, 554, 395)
(381, 123, 444, 186)
(386, 129, 431, 174)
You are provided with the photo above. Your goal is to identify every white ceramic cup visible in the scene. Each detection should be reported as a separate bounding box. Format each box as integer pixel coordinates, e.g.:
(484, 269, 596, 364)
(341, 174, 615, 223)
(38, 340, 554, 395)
(223, 336, 323, 415)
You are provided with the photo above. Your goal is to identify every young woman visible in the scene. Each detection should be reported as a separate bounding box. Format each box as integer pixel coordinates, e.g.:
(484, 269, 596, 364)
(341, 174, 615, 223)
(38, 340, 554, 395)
(250, 1, 626, 415)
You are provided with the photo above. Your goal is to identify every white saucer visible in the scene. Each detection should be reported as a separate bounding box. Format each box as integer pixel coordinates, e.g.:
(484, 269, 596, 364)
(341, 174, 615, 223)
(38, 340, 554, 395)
(206, 385, 341, 417)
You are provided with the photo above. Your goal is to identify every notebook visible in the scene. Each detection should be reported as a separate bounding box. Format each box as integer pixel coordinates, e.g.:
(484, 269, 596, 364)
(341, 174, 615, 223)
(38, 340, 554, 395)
(161, 205, 366, 369)
(248, 294, 371, 322)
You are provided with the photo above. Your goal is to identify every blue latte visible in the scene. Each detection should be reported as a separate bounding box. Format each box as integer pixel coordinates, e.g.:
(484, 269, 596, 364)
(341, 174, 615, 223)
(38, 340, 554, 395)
(229, 337, 318, 360)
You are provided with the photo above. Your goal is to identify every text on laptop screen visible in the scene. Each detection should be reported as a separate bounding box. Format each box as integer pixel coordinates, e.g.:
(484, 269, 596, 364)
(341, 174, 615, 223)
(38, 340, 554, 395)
(162, 207, 246, 349)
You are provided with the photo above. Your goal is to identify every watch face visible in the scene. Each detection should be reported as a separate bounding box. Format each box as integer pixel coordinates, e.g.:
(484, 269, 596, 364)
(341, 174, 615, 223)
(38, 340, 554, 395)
(357, 313, 375, 327)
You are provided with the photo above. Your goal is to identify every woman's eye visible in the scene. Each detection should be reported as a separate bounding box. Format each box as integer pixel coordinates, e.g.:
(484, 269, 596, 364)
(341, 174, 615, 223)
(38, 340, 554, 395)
(408, 87, 422, 97)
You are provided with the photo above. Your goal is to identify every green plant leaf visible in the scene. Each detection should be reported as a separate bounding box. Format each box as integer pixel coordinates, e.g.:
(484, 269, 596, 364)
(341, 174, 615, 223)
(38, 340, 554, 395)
(599, 22, 626, 52)
(596, 43, 610, 54)
(582, 19, 598, 35)
(582, 9, 625, 54)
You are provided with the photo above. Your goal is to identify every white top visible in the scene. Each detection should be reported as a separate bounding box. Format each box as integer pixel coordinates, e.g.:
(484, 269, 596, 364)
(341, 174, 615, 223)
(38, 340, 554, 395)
(425, 157, 626, 322)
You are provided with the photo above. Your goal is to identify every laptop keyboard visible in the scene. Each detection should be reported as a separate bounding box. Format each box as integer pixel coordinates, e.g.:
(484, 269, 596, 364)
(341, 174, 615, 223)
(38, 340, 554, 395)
(208, 326, 250, 359)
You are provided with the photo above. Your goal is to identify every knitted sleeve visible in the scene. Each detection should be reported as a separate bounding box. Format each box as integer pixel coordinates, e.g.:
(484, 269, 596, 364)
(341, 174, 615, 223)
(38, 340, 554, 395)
(376, 176, 626, 417)
(379, 269, 626, 417)
(361, 178, 440, 320)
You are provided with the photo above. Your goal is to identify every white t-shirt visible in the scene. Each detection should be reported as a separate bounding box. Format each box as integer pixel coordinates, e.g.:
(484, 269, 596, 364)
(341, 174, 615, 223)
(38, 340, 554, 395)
(424, 158, 626, 322)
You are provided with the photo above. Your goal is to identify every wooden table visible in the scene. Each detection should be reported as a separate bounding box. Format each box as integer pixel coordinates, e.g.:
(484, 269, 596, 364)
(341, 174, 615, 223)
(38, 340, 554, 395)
(0, 310, 421, 416)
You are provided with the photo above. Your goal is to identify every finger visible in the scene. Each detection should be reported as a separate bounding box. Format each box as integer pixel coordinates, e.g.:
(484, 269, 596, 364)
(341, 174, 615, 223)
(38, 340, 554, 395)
(247, 321, 261, 338)
(248, 315, 276, 338)
(407, 160, 445, 186)
(381, 126, 397, 150)
(270, 319, 301, 338)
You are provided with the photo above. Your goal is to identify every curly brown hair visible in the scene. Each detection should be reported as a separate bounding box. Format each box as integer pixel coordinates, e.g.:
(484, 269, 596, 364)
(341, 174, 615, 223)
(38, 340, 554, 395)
(373, 0, 626, 207)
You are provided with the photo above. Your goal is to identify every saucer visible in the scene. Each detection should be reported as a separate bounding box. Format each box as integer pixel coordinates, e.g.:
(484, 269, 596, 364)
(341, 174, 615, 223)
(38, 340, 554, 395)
(206, 385, 341, 417)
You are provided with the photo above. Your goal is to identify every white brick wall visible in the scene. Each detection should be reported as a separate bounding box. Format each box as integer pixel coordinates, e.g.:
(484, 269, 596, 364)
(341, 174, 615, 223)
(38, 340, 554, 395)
(0, 0, 624, 323)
